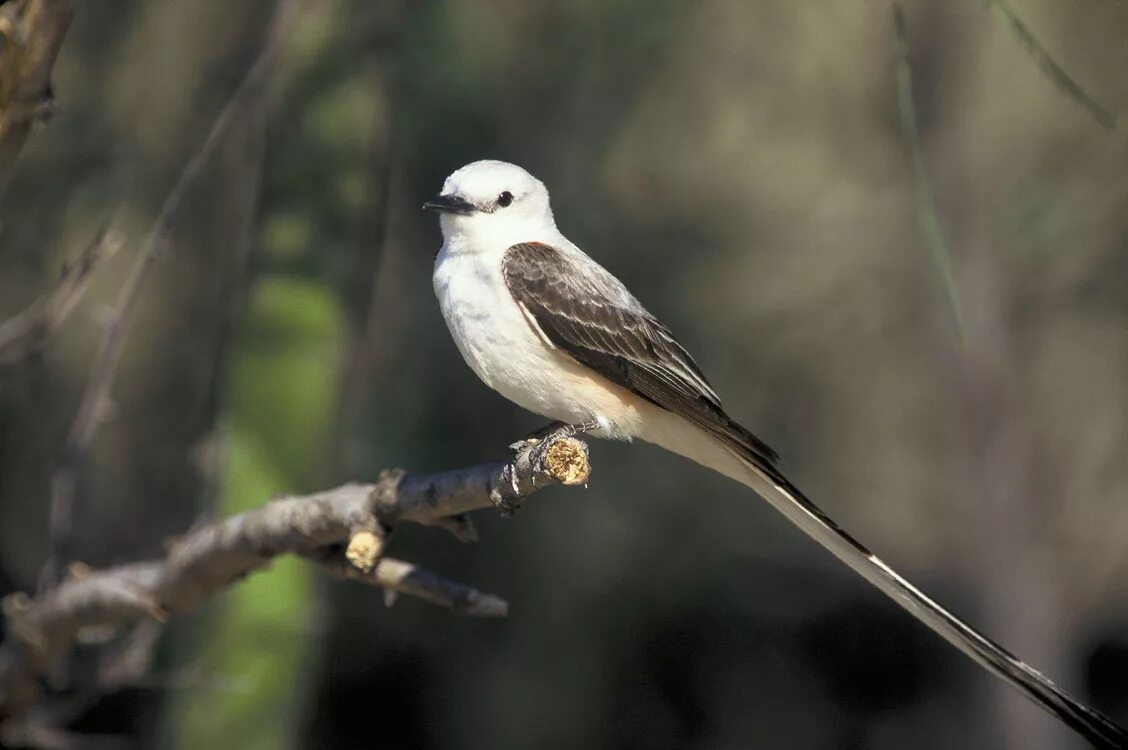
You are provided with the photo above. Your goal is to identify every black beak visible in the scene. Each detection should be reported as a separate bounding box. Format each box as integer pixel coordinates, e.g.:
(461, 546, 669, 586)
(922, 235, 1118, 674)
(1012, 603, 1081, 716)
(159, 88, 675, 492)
(423, 193, 475, 215)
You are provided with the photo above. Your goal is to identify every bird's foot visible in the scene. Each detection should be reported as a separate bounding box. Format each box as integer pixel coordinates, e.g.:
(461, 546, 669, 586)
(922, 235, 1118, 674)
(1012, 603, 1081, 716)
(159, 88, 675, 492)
(496, 421, 597, 516)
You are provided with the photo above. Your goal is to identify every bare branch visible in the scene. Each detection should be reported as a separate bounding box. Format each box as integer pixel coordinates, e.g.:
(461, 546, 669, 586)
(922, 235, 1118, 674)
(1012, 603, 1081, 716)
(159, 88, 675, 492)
(0, 219, 119, 369)
(0, 435, 591, 726)
(0, 0, 76, 194)
(40, 0, 302, 590)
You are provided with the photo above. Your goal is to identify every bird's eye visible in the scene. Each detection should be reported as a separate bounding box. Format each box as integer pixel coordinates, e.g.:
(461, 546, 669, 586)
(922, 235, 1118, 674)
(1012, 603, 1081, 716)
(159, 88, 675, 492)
(497, 191, 514, 208)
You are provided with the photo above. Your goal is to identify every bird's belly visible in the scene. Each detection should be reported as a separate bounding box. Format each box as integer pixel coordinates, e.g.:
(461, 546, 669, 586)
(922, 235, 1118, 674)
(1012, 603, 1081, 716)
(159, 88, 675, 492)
(434, 256, 642, 437)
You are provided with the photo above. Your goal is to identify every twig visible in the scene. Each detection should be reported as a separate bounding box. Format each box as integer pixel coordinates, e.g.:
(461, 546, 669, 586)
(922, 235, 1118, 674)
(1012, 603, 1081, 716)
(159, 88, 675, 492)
(987, 0, 1116, 131)
(312, 555, 507, 617)
(0, 0, 77, 195)
(0, 219, 119, 368)
(39, 0, 302, 591)
(891, 4, 966, 341)
(0, 434, 592, 727)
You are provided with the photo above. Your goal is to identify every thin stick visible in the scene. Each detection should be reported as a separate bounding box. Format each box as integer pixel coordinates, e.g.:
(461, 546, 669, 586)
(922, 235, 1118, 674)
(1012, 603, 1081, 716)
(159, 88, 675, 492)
(0, 217, 119, 368)
(987, 0, 1116, 131)
(892, 4, 966, 340)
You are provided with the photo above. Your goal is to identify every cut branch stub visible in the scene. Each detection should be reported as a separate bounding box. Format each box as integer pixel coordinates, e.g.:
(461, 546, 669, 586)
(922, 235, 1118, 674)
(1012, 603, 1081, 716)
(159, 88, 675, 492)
(539, 436, 590, 486)
(491, 435, 591, 515)
(345, 530, 384, 573)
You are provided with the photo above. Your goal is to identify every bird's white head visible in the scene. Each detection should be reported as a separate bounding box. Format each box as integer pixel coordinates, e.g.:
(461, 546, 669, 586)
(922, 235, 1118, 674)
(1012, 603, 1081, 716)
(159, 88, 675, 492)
(424, 160, 557, 251)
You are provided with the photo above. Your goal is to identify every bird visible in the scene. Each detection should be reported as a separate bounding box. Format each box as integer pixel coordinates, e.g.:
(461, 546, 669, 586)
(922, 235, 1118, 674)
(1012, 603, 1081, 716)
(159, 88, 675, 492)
(425, 159, 1128, 749)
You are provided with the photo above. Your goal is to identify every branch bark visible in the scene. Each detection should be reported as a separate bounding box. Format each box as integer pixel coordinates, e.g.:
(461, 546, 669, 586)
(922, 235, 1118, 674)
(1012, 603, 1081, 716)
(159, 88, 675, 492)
(0, 434, 591, 730)
(0, 0, 76, 195)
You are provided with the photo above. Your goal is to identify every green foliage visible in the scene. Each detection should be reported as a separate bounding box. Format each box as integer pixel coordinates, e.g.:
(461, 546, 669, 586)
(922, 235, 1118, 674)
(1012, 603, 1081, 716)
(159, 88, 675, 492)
(167, 276, 345, 749)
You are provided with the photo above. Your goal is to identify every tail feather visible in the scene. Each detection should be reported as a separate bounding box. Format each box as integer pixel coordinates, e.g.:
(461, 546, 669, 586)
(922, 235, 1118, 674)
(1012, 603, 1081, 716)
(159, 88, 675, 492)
(734, 455, 1128, 750)
(643, 413, 1128, 749)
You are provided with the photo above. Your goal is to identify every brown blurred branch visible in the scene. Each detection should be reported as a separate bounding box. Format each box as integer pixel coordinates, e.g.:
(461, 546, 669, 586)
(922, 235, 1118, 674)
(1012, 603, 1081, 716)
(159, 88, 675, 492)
(0, 434, 592, 731)
(40, 0, 301, 590)
(0, 0, 75, 195)
(0, 220, 118, 368)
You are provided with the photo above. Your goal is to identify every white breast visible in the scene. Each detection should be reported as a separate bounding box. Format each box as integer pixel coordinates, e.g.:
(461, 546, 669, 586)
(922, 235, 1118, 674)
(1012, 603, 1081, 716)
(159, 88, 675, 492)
(432, 245, 645, 438)
(432, 248, 524, 392)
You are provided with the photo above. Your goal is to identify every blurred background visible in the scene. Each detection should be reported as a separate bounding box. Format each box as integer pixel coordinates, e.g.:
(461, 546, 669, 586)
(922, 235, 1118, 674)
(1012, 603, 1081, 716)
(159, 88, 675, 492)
(1, 0, 1126, 748)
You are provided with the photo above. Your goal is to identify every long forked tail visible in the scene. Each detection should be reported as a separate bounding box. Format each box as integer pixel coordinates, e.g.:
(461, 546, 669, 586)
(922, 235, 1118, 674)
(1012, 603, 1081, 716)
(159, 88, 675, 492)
(649, 418, 1128, 749)
(738, 461, 1128, 749)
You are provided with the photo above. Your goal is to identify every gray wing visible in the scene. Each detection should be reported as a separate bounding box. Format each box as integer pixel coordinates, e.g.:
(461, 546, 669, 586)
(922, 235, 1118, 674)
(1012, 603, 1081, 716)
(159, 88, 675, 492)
(501, 241, 781, 473)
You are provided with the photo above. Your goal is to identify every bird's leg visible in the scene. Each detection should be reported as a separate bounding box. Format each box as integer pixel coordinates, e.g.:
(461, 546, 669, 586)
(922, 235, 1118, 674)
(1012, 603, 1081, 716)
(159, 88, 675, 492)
(511, 419, 600, 453)
(556, 419, 602, 438)
(516, 421, 569, 447)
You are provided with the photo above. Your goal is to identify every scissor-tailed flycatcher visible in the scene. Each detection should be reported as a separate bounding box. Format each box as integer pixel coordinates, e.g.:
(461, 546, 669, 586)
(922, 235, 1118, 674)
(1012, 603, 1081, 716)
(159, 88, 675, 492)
(425, 159, 1127, 749)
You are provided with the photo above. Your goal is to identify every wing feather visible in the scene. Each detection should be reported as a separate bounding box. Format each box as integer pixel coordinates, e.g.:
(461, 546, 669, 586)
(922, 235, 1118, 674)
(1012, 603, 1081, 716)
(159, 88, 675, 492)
(502, 241, 780, 471)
